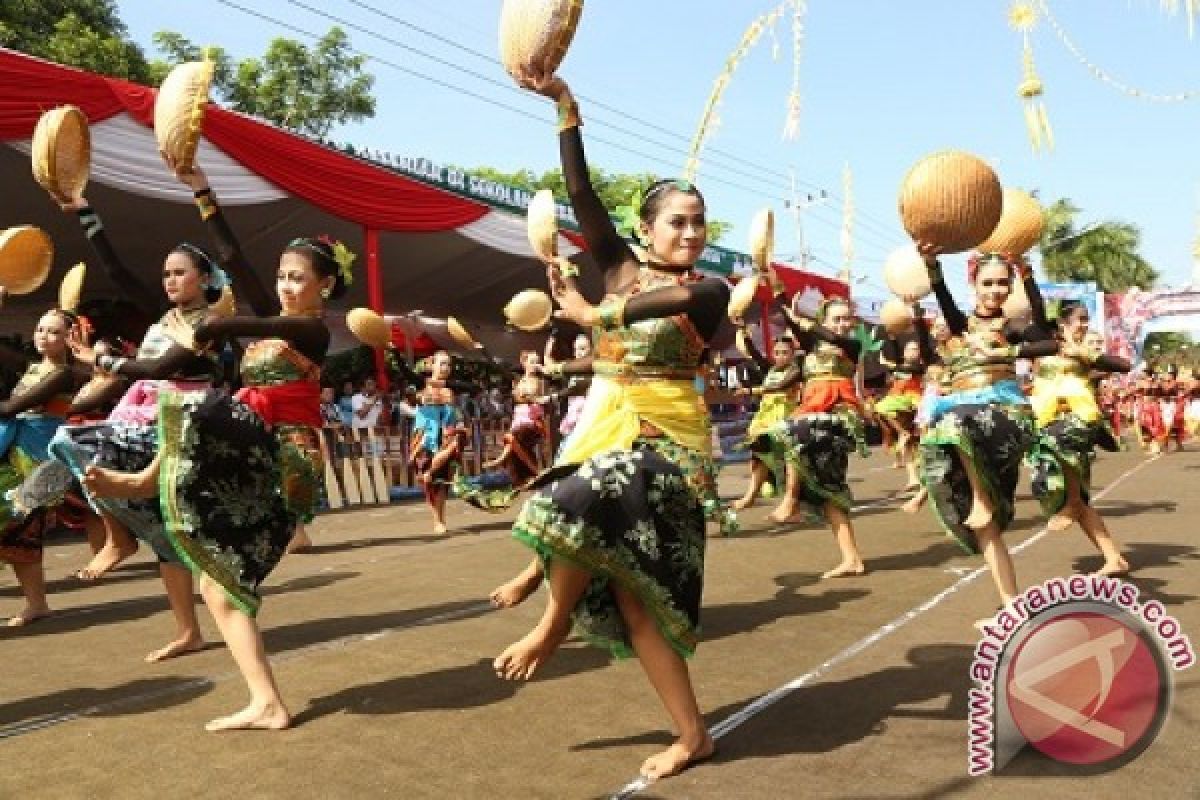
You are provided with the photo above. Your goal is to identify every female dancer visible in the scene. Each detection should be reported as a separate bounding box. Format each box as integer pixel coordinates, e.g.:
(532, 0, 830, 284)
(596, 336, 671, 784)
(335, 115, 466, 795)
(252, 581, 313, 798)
(768, 296, 869, 578)
(493, 66, 729, 781)
(874, 307, 936, 490)
(408, 350, 470, 534)
(83, 164, 344, 731)
(917, 246, 1056, 614)
(0, 304, 80, 625)
(1027, 300, 1129, 575)
(732, 333, 801, 510)
(482, 349, 547, 487)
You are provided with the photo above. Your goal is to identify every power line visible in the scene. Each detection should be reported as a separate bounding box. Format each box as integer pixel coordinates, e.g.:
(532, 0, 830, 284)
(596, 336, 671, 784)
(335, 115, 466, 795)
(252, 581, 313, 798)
(334, 0, 905, 241)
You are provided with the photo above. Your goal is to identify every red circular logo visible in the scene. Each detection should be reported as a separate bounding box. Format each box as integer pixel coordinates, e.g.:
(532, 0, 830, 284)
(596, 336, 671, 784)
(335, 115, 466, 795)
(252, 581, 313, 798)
(1005, 612, 1165, 765)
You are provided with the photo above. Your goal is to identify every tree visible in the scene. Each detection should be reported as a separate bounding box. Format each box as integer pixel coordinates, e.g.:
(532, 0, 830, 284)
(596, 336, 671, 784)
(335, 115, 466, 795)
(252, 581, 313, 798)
(150, 28, 375, 137)
(0, 0, 153, 82)
(461, 165, 733, 244)
(1037, 198, 1158, 292)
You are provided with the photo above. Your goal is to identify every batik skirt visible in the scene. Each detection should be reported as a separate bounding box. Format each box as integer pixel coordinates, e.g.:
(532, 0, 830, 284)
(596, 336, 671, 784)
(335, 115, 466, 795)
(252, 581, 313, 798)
(771, 409, 862, 519)
(919, 400, 1034, 554)
(1027, 414, 1119, 516)
(0, 416, 63, 565)
(512, 436, 712, 659)
(158, 390, 320, 616)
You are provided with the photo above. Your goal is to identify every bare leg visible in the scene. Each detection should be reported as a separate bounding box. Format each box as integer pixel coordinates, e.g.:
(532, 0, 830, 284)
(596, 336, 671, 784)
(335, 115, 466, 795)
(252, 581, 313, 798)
(902, 435, 920, 488)
(732, 459, 768, 511)
(974, 521, 1017, 607)
(902, 486, 928, 514)
(959, 448, 995, 531)
(612, 585, 714, 782)
(490, 557, 544, 609)
(145, 563, 205, 662)
(285, 523, 312, 554)
(428, 487, 449, 535)
(821, 503, 866, 578)
(1060, 473, 1128, 575)
(84, 452, 161, 500)
(197, 573, 289, 732)
(76, 512, 139, 581)
(7, 561, 51, 626)
(82, 513, 106, 553)
(494, 561, 590, 680)
(768, 463, 802, 524)
(482, 445, 512, 472)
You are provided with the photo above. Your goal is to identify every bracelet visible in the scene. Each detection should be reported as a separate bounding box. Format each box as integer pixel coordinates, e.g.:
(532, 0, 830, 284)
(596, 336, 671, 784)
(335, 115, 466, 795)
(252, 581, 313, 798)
(193, 187, 213, 197)
(194, 191, 217, 221)
(594, 297, 626, 330)
(926, 261, 944, 285)
(96, 354, 115, 373)
(543, 363, 565, 378)
(558, 261, 581, 279)
(556, 92, 581, 132)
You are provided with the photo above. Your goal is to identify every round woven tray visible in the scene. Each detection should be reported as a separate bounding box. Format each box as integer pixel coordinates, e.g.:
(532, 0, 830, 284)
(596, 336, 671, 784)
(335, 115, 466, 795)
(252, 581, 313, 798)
(527, 189, 558, 260)
(505, 289, 554, 331)
(0, 226, 54, 295)
(155, 61, 214, 173)
(347, 308, 392, 349)
(58, 262, 87, 311)
(499, 0, 584, 79)
(978, 188, 1044, 256)
(31, 105, 91, 204)
(883, 245, 932, 299)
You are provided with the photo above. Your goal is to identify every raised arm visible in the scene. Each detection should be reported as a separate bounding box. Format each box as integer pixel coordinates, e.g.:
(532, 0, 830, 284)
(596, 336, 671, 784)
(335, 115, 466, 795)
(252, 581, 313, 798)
(196, 315, 330, 365)
(68, 199, 163, 315)
(914, 306, 936, 366)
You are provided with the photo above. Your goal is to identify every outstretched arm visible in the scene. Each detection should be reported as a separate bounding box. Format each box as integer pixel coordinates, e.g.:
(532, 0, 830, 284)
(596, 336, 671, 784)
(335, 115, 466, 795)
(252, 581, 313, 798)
(0, 367, 73, 417)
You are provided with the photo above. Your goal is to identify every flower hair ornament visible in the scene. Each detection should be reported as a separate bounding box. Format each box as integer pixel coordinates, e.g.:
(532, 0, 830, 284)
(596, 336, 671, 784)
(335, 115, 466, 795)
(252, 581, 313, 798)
(966, 251, 1017, 284)
(317, 234, 356, 288)
(613, 179, 698, 245)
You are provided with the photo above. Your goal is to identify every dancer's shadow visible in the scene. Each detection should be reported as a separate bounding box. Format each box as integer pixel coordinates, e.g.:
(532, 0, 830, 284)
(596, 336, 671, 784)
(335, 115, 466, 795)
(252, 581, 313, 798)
(0, 559, 161, 599)
(572, 644, 971, 760)
(3, 570, 361, 638)
(1072, 542, 1200, 607)
(1094, 499, 1178, 518)
(701, 573, 870, 642)
(862, 539, 972, 574)
(296, 647, 611, 725)
(304, 520, 513, 555)
(0, 675, 214, 731)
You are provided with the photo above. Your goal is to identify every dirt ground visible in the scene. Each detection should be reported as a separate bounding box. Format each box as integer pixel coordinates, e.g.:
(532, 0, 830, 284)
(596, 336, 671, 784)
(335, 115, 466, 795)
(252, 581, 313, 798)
(2, 447, 1197, 799)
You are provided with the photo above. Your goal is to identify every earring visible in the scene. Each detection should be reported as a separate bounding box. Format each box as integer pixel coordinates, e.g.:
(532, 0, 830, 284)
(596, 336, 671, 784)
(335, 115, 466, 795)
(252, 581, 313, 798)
(320, 288, 332, 299)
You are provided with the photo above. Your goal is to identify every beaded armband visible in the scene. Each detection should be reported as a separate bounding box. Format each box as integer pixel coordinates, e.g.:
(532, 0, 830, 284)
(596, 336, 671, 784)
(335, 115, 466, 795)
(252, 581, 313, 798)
(556, 92, 581, 132)
(595, 297, 626, 330)
(193, 188, 217, 221)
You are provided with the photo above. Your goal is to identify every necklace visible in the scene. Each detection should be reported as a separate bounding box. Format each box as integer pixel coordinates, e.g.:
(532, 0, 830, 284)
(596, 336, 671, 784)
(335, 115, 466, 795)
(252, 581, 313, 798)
(281, 307, 324, 319)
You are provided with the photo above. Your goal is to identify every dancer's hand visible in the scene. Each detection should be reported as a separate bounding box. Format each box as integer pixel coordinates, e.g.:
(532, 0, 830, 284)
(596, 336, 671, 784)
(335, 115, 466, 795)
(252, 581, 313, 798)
(515, 63, 569, 101)
(162, 151, 209, 192)
(546, 259, 597, 327)
(161, 311, 199, 352)
(916, 240, 942, 270)
(68, 327, 97, 365)
(58, 194, 88, 213)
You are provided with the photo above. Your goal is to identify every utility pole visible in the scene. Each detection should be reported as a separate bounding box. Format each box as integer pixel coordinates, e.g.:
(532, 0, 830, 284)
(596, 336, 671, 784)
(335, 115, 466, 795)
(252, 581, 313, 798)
(785, 167, 829, 268)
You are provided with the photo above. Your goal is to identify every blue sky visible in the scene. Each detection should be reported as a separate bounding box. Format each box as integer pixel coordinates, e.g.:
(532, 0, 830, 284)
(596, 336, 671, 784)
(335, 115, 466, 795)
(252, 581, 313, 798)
(117, 0, 1200, 297)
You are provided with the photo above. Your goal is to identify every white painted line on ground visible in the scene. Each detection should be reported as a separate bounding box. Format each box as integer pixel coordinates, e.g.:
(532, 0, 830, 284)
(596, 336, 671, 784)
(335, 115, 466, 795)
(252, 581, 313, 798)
(608, 455, 1158, 799)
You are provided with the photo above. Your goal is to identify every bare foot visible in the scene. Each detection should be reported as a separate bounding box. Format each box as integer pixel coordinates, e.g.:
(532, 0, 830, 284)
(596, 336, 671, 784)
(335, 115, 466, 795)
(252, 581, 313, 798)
(640, 733, 715, 782)
(7, 605, 51, 627)
(821, 561, 866, 579)
(493, 622, 569, 681)
(285, 528, 313, 554)
(1094, 557, 1130, 577)
(973, 616, 994, 634)
(76, 540, 139, 581)
(902, 491, 927, 515)
(433, 521, 448, 535)
(490, 570, 543, 609)
(1047, 512, 1075, 532)
(145, 634, 205, 663)
(731, 495, 755, 512)
(205, 701, 290, 732)
(963, 498, 994, 530)
(768, 503, 801, 525)
(83, 465, 156, 500)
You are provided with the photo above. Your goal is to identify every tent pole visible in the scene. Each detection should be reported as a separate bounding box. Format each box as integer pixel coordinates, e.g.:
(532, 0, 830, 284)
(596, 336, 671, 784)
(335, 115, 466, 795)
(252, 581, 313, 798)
(364, 226, 389, 391)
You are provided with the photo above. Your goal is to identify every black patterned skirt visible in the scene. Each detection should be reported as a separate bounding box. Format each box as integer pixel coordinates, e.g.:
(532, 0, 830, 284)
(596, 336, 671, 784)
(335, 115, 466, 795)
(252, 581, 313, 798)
(159, 390, 319, 616)
(1027, 415, 1119, 516)
(919, 402, 1034, 553)
(512, 436, 710, 659)
(772, 411, 860, 519)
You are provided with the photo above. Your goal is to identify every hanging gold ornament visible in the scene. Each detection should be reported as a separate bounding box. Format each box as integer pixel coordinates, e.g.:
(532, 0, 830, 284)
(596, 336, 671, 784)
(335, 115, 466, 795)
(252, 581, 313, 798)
(1010, 2, 1053, 153)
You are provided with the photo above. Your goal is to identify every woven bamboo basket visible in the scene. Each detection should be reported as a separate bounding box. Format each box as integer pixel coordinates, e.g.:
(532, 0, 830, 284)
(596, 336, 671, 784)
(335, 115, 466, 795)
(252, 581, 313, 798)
(58, 262, 86, 311)
(727, 275, 760, 322)
(526, 189, 558, 260)
(499, 0, 584, 79)
(31, 106, 91, 205)
(1002, 274, 1032, 322)
(880, 298, 914, 335)
(347, 308, 392, 349)
(978, 188, 1044, 256)
(748, 208, 774, 271)
(155, 61, 214, 173)
(447, 317, 481, 351)
(504, 289, 554, 331)
(0, 226, 54, 295)
(898, 151, 1003, 253)
(883, 244, 932, 299)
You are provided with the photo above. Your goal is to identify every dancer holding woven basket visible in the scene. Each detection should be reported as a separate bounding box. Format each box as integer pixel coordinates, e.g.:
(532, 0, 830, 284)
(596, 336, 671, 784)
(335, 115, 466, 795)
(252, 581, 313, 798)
(0, 298, 84, 625)
(875, 303, 936, 491)
(402, 350, 471, 534)
(82, 158, 345, 730)
(916, 245, 1056, 615)
(492, 66, 729, 781)
(731, 333, 802, 511)
(1026, 300, 1130, 575)
(767, 294, 869, 578)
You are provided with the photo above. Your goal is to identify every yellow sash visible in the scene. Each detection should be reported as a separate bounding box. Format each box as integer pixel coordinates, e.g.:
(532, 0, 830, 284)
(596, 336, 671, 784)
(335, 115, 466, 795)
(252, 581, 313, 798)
(558, 375, 711, 466)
